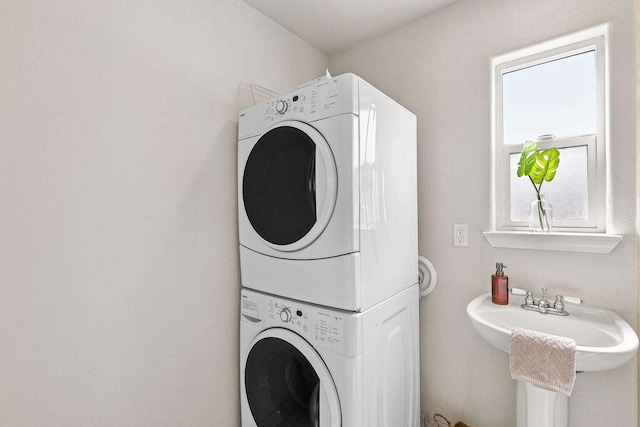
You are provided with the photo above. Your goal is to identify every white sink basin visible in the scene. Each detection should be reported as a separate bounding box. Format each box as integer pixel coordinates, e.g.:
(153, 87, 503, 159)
(467, 293, 639, 372)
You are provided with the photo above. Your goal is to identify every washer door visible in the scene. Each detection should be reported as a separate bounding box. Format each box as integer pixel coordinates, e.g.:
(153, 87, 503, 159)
(243, 329, 341, 427)
(242, 121, 337, 252)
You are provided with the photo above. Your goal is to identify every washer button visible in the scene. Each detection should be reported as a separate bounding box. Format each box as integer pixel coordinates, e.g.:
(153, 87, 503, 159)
(280, 308, 292, 322)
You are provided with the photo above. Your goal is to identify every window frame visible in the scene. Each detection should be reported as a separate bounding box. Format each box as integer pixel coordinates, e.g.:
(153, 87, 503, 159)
(492, 30, 607, 233)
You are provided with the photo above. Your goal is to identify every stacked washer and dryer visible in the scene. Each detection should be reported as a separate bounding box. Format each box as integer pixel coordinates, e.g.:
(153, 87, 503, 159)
(237, 73, 420, 427)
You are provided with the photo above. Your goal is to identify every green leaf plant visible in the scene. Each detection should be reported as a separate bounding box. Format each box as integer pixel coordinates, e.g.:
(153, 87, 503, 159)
(517, 140, 560, 231)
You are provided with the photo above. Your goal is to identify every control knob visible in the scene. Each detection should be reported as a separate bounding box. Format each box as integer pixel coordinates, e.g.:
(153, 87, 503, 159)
(280, 308, 292, 322)
(275, 100, 288, 114)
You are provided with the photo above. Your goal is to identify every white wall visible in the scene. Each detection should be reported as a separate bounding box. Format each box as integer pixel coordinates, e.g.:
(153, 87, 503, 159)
(0, 0, 326, 425)
(330, 0, 637, 425)
(637, 0, 640, 411)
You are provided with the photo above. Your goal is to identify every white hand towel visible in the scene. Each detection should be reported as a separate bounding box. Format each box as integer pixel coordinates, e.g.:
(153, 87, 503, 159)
(509, 327, 577, 396)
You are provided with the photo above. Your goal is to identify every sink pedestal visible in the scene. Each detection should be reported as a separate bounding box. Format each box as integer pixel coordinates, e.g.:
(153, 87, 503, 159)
(516, 381, 568, 427)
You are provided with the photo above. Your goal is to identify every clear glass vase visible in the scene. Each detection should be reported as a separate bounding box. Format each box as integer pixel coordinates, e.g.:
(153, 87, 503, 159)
(529, 196, 553, 232)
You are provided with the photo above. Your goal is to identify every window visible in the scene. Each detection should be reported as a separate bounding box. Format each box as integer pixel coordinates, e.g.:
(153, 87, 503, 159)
(492, 27, 607, 233)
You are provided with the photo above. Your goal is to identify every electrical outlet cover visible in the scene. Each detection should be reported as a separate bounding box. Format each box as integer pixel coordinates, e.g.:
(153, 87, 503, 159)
(453, 224, 469, 247)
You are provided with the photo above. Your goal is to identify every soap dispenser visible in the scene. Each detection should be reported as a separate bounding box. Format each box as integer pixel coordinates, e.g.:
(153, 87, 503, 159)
(492, 262, 508, 305)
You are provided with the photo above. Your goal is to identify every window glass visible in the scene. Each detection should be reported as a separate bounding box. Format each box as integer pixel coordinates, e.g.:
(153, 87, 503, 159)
(502, 51, 597, 145)
(509, 145, 588, 222)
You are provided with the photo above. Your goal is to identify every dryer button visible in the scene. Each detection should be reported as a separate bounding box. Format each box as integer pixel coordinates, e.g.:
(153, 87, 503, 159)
(275, 100, 288, 114)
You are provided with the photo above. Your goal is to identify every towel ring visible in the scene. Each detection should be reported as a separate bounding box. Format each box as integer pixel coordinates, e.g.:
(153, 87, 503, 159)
(418, 255, 437, 297)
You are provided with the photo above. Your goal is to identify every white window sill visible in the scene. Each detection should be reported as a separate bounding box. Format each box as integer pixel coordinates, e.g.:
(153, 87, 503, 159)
(483, 231, 622, 253)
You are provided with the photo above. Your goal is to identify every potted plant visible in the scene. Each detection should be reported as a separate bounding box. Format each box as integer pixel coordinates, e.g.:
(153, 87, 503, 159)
(517, 140, 560, 232)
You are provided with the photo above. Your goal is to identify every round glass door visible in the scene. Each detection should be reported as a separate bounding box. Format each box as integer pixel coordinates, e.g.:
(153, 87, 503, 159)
(244, 330, 340, 427)
(242, 121, 337, 252)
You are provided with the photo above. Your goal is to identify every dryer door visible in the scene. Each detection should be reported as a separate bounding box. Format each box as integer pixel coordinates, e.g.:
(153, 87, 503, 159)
(242, 329, 341, 427)
(242, 121, 337, 252)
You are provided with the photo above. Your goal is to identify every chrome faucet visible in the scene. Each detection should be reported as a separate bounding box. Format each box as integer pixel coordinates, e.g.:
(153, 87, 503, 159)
(521, 288, 569, 316)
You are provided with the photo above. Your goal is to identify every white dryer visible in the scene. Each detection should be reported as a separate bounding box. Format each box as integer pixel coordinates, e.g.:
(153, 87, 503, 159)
(240, 285, 420, 427)
(238, 73, 417, 311)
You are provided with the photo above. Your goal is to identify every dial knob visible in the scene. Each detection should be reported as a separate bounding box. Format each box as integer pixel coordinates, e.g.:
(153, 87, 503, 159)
(275, 100, 288, 114)
(280, 308, 292, 322)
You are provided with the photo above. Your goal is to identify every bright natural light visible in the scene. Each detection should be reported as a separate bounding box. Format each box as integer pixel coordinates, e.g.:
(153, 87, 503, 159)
(502, 51, 597, 145)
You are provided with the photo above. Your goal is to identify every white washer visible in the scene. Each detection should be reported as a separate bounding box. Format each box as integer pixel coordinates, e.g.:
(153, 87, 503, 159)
(238, 73, 418, 311)
(240, 285, 420, 427)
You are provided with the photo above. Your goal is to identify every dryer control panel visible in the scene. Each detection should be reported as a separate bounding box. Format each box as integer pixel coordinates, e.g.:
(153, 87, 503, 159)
(259, 81, 353, 123)
(238, 73, 359, 140)
(241, 288, 359, 357)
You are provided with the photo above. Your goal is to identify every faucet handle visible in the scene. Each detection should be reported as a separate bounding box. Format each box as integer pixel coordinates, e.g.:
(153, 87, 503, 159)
(525, 291, 535, 306)
(554, 295, 565, 311)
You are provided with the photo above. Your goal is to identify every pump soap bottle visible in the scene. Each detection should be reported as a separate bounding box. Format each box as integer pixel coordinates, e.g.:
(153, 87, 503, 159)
(492, 262, 508, 305)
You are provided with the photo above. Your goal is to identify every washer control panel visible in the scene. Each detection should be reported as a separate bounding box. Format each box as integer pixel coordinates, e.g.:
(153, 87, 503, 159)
(241, 289, 349, 353)
(267, 299, 312, 335)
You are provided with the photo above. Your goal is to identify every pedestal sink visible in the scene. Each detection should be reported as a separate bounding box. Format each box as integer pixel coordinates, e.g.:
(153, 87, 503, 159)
(467, 293, 638, 426)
